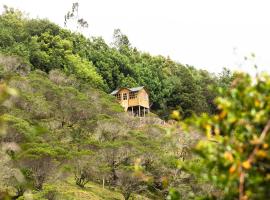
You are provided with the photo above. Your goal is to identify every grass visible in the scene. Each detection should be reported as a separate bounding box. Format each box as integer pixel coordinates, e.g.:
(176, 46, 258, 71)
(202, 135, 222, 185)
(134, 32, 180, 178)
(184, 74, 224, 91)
(22, 178, 150, 200)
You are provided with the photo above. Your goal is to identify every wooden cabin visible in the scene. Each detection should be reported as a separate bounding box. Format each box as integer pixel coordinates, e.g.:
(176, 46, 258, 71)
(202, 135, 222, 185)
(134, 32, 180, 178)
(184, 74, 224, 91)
(111, 86, 150, 117)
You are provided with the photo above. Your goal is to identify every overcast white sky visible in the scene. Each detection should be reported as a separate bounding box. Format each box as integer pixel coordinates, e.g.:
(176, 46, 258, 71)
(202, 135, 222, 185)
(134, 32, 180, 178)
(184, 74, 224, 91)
(1, 0, 270, 74)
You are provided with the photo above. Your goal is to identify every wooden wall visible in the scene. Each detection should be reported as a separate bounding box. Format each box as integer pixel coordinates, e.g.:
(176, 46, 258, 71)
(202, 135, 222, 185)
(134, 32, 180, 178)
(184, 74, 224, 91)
(115, 88, 149, 110)
(117, 88, 130, 111)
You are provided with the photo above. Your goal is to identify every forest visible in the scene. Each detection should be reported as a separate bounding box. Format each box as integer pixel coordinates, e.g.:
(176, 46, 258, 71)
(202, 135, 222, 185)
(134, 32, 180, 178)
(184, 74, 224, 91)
(0, 5, 270, 200)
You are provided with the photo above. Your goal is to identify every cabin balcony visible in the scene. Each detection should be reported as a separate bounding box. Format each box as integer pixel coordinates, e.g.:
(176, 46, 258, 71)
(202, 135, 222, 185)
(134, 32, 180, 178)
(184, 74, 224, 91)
(127, 105, 149, 117)
(129, 98, 149, 108)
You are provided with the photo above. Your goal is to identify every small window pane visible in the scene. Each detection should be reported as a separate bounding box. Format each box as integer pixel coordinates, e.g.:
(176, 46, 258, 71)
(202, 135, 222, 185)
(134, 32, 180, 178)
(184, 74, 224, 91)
(129, 92, 138, 99)
(115, 93, 121, 100)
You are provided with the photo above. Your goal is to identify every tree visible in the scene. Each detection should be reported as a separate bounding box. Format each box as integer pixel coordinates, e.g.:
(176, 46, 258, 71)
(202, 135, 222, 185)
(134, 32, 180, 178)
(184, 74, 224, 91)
(117, 169, 146, 200)
(65, 54, 107, 90)
(18, 144, 67, 190)
(112, 29, 131, 53)
(0, 7, 232, 118)
(185, 72, 270, 199)
(73, 156, 92, 188)
(64, 2, 88, 31)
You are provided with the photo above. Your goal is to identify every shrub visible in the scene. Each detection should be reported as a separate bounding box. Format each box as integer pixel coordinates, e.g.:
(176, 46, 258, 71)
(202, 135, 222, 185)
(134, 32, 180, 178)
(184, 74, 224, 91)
(185, 73, 270, 199)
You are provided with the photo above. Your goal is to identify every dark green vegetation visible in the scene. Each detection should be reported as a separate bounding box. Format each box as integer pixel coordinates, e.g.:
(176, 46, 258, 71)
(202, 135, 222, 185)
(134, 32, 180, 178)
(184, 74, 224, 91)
(0, 7, 233, 119)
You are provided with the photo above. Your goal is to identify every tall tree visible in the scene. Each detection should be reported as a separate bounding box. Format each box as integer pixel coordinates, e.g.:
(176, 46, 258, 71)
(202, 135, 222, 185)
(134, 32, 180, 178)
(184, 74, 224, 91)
(64, 2, 89, 31)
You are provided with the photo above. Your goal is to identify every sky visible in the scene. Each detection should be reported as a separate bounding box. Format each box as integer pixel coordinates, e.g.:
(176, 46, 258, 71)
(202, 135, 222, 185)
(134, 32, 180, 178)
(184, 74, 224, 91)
(0, 0, 270, 74)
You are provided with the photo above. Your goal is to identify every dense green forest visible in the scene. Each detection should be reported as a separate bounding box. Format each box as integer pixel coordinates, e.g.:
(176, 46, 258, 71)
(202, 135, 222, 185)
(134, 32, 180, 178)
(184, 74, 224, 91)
(1, 5, 270, 200)
(0, 6, 233, 118)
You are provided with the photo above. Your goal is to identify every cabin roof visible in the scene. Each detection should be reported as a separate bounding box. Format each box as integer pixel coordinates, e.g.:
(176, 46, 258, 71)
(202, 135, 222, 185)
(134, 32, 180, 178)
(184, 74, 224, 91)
(129, 86, 144, 92)
(110, 86, 146, 95)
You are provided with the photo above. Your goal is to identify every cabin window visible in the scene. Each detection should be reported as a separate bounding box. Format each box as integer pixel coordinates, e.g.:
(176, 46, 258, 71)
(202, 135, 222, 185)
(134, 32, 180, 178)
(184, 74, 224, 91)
(115, 93, 121, 100)
(129, 91, 138, 99)
(123, 93, 127, 100)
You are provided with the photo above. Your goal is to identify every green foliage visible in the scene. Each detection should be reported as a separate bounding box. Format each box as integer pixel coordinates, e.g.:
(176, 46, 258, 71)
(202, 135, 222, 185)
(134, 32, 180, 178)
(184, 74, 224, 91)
(65, 54, 107, 90)
(0, 114, 36, 141)
(0, 7, 104, 92)
(167, 188, 181, 200)
(19, 143, 68, 160)
(0, 8, 232, 118)
(185, 72, 270, 199)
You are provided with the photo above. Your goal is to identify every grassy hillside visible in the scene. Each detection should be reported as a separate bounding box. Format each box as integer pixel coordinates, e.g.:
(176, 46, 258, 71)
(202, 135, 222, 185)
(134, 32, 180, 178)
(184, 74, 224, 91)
(0, 55, 191, 200)
(19, 179, 150, 200)
(0, 54, 212, 199)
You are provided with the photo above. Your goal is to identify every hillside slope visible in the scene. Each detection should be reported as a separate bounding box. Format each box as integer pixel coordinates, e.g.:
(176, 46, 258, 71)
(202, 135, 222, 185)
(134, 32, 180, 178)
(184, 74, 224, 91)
(20, 179, 150, 200)
(0, 56, 189, 200)
(0, 7, 221, 200)
(0, 54, 211, 200)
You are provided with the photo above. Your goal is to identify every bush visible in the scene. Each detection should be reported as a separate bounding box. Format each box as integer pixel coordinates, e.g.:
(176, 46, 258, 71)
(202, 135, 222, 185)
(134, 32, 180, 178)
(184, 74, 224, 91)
(185, 73, 270, 199)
